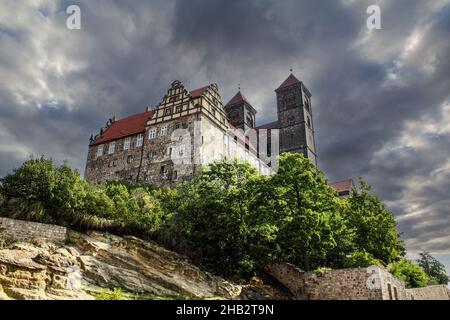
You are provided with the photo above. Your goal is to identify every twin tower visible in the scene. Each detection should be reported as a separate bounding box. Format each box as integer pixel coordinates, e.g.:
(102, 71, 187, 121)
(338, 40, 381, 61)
(225, 73, 317, 165)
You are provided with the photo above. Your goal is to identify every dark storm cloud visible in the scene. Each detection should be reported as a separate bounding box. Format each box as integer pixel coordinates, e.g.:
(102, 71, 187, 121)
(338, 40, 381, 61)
(0, 0, 450, 263)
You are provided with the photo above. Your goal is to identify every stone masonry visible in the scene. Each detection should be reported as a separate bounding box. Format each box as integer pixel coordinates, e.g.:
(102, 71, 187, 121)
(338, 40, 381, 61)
(84, 73, 315, 186)
(267, 263, 449, 300)
(0, 217, 67, 245)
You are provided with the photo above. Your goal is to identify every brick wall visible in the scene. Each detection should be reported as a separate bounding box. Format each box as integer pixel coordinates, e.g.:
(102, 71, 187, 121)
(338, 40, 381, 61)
(0, 217, 67, 245)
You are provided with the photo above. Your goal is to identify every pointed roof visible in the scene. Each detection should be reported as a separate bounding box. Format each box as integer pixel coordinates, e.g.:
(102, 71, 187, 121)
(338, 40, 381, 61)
(277, 73, 301, 90)
(225, 91, 248, 107)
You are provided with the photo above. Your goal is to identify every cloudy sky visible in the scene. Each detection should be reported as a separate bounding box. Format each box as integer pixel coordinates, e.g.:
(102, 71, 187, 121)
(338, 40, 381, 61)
(0, 0, 449, 274)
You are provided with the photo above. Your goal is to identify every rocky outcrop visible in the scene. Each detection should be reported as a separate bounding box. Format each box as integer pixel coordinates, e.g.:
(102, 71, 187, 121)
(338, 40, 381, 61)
(0, 229, 290, 300)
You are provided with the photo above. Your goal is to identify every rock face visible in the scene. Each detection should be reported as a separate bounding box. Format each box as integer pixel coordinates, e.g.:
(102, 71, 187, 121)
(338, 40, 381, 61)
(0, 230, 289, 300)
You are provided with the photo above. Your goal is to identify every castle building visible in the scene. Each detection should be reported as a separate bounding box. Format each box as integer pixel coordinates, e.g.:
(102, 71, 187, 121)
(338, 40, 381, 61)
(84, 73, 318, 186)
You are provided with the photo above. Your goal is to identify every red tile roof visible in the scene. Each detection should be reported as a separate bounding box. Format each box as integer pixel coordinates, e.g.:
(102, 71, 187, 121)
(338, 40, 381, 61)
(190, 86, 209, 98)
(255, 121, 279, 131)
(91, 110, 154, 145)
(277, 73, 301, 90)
(329, 179, 354, 193)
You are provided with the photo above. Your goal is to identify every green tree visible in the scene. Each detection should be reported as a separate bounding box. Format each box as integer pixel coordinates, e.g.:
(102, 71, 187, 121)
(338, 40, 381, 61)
(272, 153, 347, 271)
(389, 259, 429, 288)
(164, 159, 279, 276)
(344, 178, 405, 265)
(417, 251, 449, 285)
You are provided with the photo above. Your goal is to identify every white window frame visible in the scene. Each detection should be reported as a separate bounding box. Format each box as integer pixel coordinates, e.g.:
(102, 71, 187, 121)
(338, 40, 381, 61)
(136, 134, 144, 147)
(160, 126, 168, 136)
(97, 144, 104, 157)
(108, 141, 115, 154)
(148, 129, 156, 139)
(124, 137, 131, 150)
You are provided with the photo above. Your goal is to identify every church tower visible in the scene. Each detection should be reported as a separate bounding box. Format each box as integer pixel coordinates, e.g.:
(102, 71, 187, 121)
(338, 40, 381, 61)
(224, 91, 257, 133)
(276, 73, 317, 165)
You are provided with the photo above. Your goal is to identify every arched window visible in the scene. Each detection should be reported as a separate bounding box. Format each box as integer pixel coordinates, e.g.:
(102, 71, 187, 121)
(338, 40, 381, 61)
(307, 116, 311, 128)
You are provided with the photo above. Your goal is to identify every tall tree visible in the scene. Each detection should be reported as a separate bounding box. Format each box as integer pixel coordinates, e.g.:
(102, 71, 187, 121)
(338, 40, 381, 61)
(344, 178, 405, 265)
(272, 153, 346, 271)
(417, 251, 449, 285)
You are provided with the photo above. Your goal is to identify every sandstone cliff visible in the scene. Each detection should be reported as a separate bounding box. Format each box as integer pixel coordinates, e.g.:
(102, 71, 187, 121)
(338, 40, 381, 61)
(0, 229, 289, 300)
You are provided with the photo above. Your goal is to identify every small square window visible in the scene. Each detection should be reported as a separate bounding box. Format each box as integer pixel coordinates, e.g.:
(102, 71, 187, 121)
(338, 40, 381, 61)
(175, 105, 183, 113)
(164, 108, 172, 116)
(175, 123, 180, 129)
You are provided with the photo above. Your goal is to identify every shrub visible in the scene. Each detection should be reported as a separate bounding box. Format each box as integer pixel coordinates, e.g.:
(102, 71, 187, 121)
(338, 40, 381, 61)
(343, 250, 384, 268)
(389, 259, 429, 288)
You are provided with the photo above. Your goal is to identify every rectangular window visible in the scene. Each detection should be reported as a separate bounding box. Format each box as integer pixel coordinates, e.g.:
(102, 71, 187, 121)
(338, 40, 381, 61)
(136, 134, 144, 147)
(148, 129, 156, 139)
(97, 144, 104, 157)
(164, 108, 172, 116)
(175, 105, 182, 113)
(127, 155, 133, 164)
(108, 141, 115, 154)
(175, 123, 180, 129)
(167, 147, 172, 156)
(124, 137, 131, 150)
(160, 126, 168, 136)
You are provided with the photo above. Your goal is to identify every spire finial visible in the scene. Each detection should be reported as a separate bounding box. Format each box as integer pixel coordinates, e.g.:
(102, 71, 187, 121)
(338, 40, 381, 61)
(238, 83, 241, 91)
(290, 67, 293, 73)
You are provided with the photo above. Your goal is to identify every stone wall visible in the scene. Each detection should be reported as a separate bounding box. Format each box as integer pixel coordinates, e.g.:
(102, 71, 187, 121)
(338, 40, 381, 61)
(407, 285, 450, 300)
(0, 217, 67, 245)
(267, 263, 449, 300)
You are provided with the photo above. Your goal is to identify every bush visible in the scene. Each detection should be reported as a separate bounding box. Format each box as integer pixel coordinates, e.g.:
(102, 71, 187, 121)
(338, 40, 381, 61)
(343, 251, 384, 268)
(0, 157, 168, 238)
(389, 259, 429, 288)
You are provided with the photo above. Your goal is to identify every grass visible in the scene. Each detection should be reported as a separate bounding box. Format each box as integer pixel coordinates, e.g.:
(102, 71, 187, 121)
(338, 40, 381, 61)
(91, 288, 192, 300)
(0, 235, 20, 249)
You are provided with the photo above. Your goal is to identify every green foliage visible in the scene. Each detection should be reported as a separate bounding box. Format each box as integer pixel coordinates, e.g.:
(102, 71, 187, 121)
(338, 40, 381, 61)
(343, 178, 405, 265)
(389, 259, 429, 288)
(0, 157, 168, 237)
(417, 251, 449, 285)
(271, 153, 349, 271)
(94, 288, 128, 300)
(343, 250, 384, 268)
(0, 154, 407, 278)
(161, 159, 279, 276)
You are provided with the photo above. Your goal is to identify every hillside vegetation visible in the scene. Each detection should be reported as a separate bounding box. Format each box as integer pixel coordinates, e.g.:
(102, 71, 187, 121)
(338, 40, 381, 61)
(0, 153, 408, 278)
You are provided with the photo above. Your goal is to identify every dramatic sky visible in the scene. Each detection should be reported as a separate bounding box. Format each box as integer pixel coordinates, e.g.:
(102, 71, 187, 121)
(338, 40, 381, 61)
(0, 0, 449, 274)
